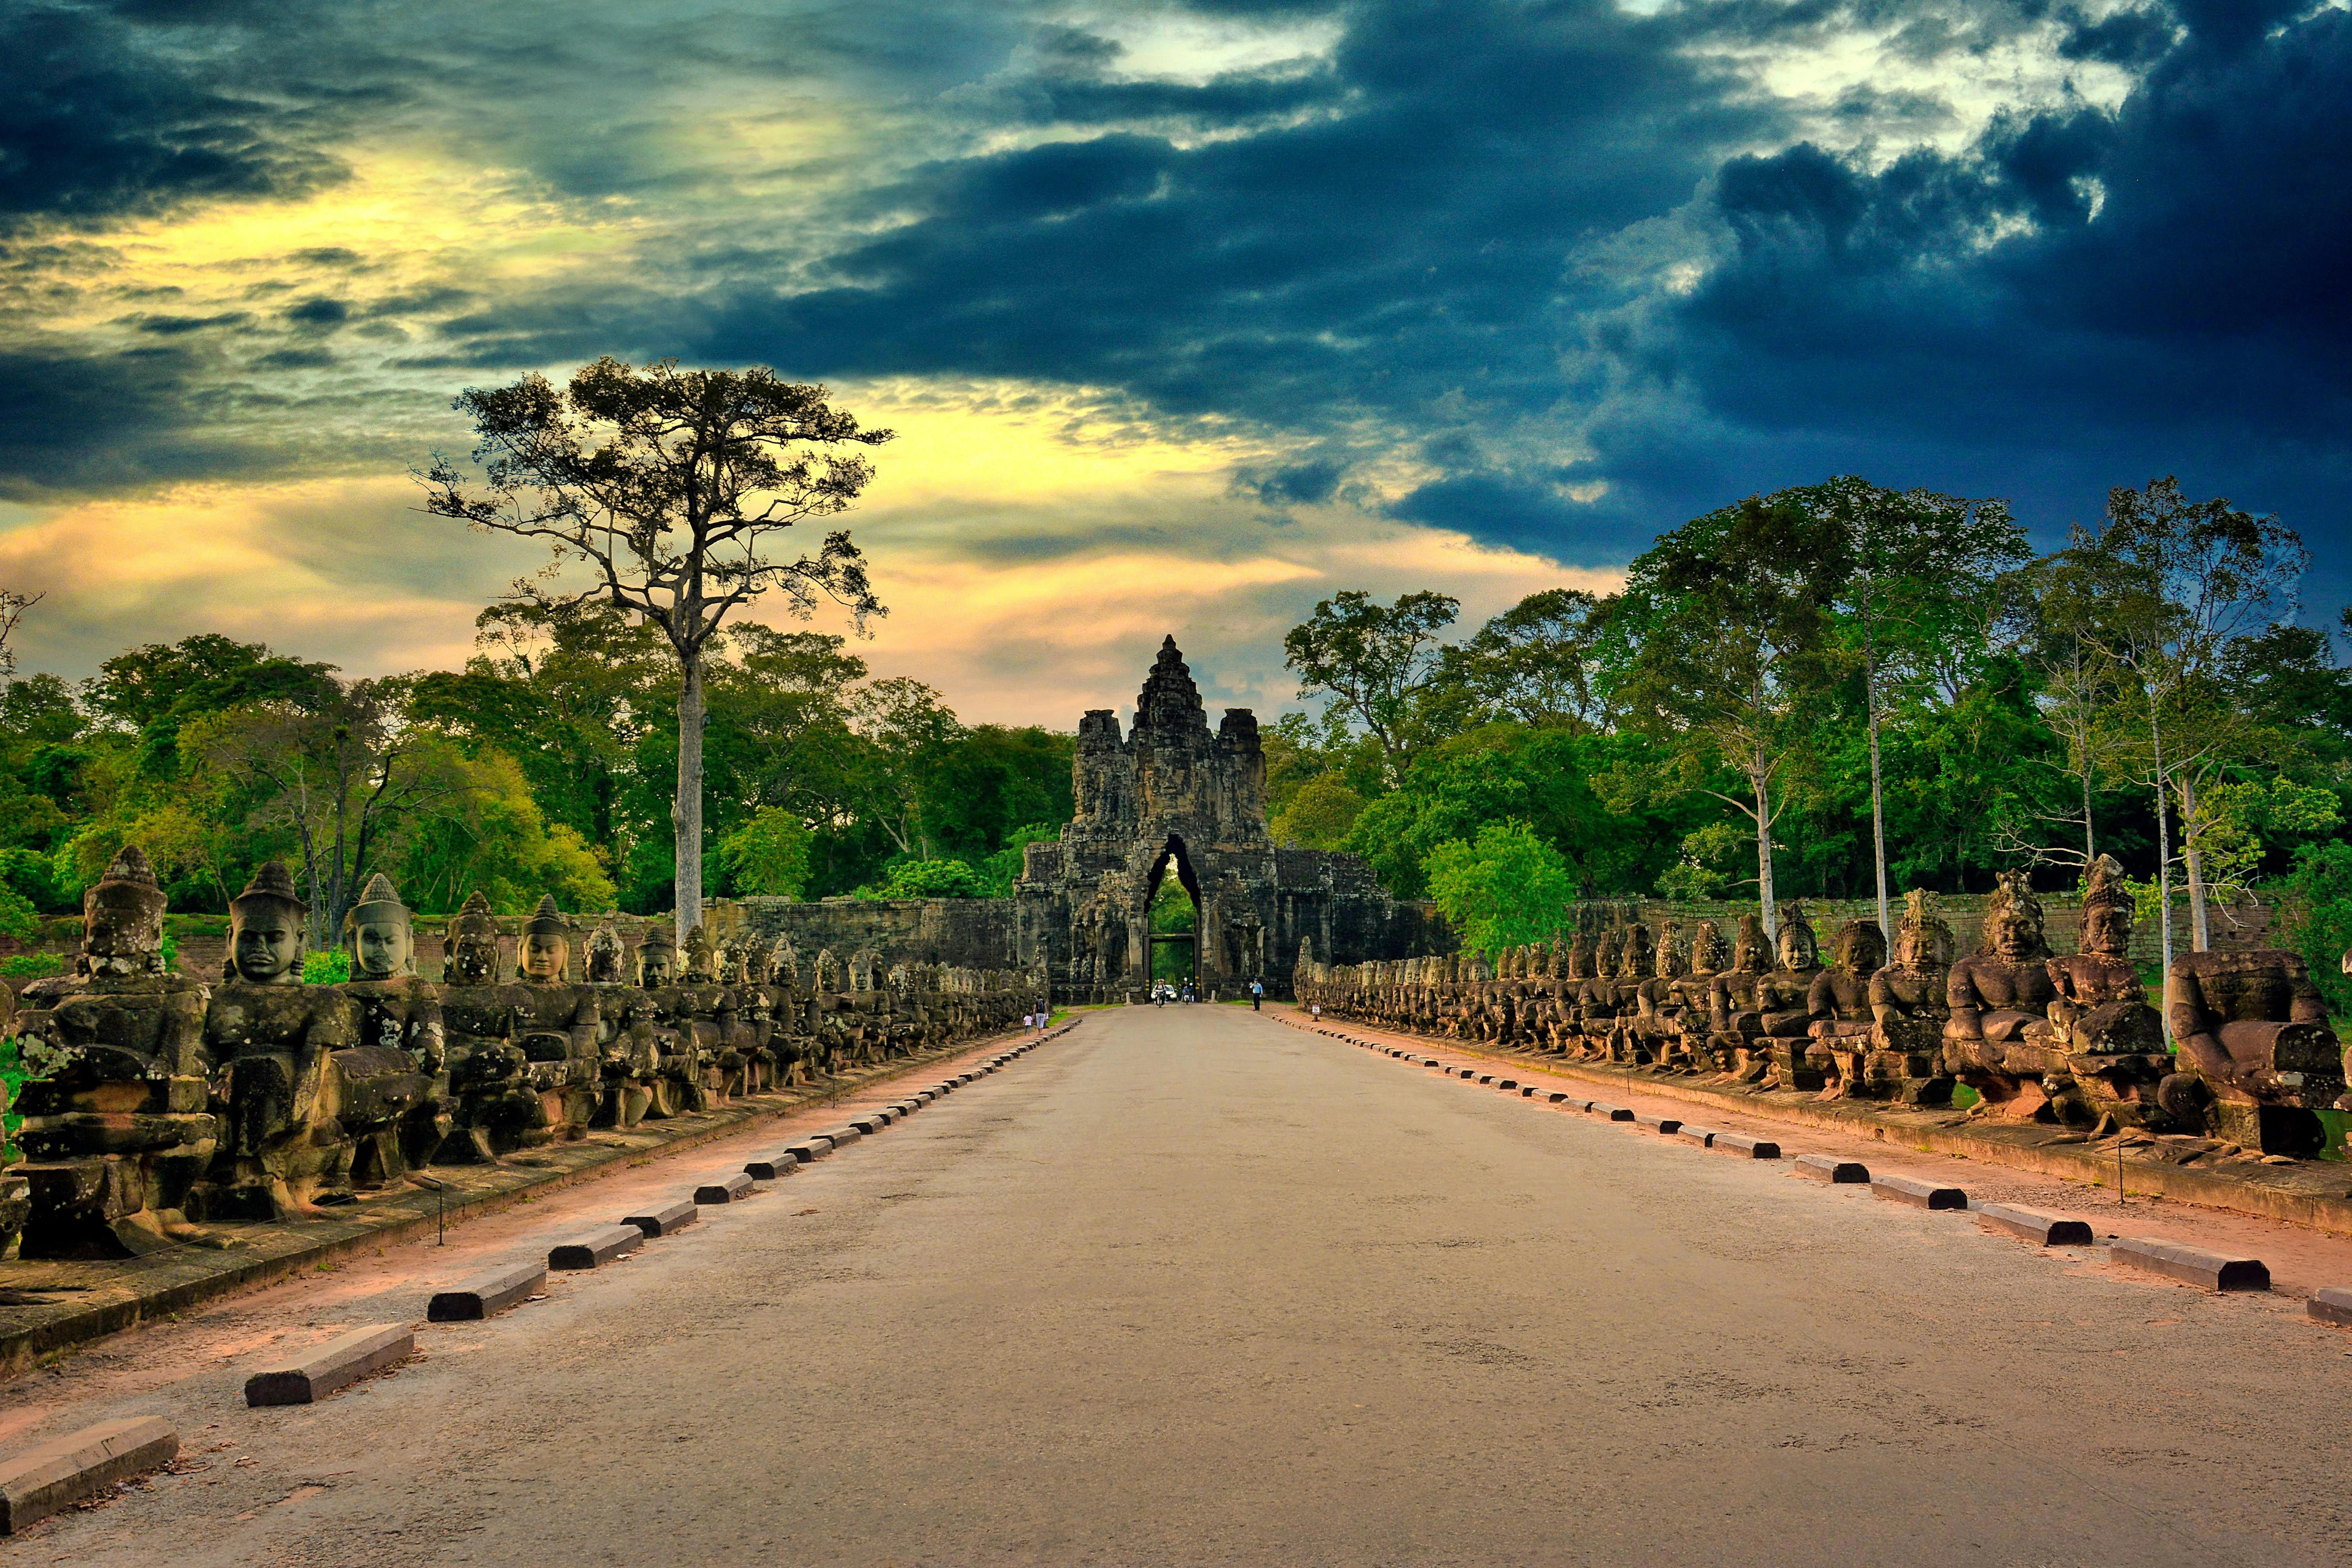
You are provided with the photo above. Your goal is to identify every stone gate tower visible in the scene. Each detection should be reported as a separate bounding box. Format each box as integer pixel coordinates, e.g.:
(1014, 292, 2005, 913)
(1014, 637, 1444, 1003)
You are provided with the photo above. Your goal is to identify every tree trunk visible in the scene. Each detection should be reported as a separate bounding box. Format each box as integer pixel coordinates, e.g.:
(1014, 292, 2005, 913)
(1864, 626, 1890, 946)
(1753, 754, 1779, 941)
(674, 652, 706, 944)
(2080, 759, 2096, 870)
(2149, 687, 2174, 1042)
(2177, 773, 2211, 952)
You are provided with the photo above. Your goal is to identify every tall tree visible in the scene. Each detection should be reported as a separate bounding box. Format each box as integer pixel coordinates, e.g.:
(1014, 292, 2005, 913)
(424, 357, 891, 940)
(1282, 590, 1460, 780)
(1436, 588, 1614, 733)
(1787, 479, 2026, 944)
(1607, 494, 1848, 937)
(2046, 477, 2310, 959)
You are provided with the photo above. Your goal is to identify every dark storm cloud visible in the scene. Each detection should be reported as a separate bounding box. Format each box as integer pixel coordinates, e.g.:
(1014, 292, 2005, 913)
(0, 2, 354, 228)
(2, 0, 2347, 607)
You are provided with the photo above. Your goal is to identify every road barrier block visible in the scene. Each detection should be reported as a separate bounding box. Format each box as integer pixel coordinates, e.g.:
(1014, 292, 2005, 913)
(549, 1225, 642, 1270)
(1976, 1203, 2096, 1247)
(623, 1200, 698, 1238)
(2111, 1236, 2269, 1291)
(1871, 1173, 1967, 1210)
(0, 1417, 179, 1534)
(1793, 1155, 1869, 1183)
(244, 1323, 412, 1406)
(427, 1260, 546, 1322)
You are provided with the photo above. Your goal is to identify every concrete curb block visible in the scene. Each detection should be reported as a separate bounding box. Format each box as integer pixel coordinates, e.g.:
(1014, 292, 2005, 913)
(2309, 1287, 2352, 1326)
(549, 1225, 641, 1270)
(695, 1173, 755, 1205)
(1712, 1134, 1780, 1159)
(1871, 1173, 1967, 1210)
(2111, 1236, 2269, 1291)
(1794, 1155, 1869, 1183)
(784, 1137, 834, 1163)
(0, 1417, 179, 1534)
(1632, 1112, 1683, 1135)
(1976, 1203, 2096, 1247)
(848, 1114, 886, 1134)
(818, 1125, 864, 1147)
(622, 1200, 697, 1238)
(244, 1323, 412, 1406)
(741, 1152, 799, 1181)
(1592, 1103, 1635, 1122)
(1677, 1125, 1717, 1147)
(427, 1260, 545, 1321)
(1495, 1079, 1518, 1091)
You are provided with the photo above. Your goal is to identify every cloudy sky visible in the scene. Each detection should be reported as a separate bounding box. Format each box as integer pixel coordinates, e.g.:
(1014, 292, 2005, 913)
(1, 0, 2345, 723)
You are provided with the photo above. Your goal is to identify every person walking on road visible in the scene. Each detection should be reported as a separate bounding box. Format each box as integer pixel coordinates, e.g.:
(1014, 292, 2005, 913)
(1250, 979, 1263, 1011)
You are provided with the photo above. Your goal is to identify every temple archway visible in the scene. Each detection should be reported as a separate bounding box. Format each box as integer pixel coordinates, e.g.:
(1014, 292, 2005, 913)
(1145, 836, 1200, 992)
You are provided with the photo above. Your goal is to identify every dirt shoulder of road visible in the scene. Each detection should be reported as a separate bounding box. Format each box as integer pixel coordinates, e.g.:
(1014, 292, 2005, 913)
(1276, 1007, 2352, 1300)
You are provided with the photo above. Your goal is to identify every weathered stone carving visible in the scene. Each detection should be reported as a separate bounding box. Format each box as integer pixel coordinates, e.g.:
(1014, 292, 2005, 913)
(340, 873, 450, 1171)
(2167, 940, 2346, 1154)
(2028, 857, 2168, 1128)
(1862, 890, 1956, 1105)
(11, 847, 214, 1256)
(1804, 916, 1886, 1097)
(1942, 871, 2063, 1118)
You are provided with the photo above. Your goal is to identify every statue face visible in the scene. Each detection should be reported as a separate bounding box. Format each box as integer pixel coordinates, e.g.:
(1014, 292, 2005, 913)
(641, 950, 675, 986)
(520, 933, 567, 983)
(232, 908, 303, 985)
(450, 935, 499, 984)
(2082, 903, 2130, 958)
(1988, 906, 2038, 960)
(352, 918, 412, 980)
(86, 882, 165, 961)
(1777, 925, 1817, 970)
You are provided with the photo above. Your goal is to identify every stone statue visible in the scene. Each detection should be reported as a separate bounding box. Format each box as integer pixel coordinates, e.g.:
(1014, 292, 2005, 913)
(339, 873, 451, 1171)
(633, 925, 709, 1115)
(1747, 904, 1825, 1087)
(1668, 920, 1727, 1069)
(512, 895, 602, 1133)
(2028, 856, 2168, 1127)
(437, 891, 546, 1160)
(1943, 871, 2062, 1118)
(10, 846, 215, 1256)
(200, 862, 384, 1216)
(583, 916, 628, 984)
(2166, 936, 2346, 1154)
(1803, 917, 1886, 1096)
(1706, 914, 1771, 1075)
(1862, 890, 1956, 1104)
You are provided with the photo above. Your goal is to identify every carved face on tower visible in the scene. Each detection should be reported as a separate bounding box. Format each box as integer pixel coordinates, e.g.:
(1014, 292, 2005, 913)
(82, 844, 169, 976)
(445, 891, 502, 984)
(519, 896, 570, 984)
(344, 872, 415, 980)
(229, 861, 307, 985)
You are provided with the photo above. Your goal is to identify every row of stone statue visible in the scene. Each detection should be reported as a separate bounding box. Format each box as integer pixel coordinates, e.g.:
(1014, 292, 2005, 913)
(1295, 859, 2346, 1156)
(0, 849, 1042, 1259)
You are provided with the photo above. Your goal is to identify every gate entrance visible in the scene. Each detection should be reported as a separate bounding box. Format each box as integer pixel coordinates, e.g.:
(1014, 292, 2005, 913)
(1146, 840, 1199, 993)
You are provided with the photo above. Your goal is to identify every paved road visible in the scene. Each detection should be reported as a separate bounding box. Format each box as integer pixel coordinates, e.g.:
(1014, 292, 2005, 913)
(15, 1006, 2350, 1566)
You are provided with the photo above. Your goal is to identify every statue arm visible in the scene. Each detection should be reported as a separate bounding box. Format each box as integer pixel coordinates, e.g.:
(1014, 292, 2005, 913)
(2282, 954, 2330, 1026)
(1944, 962, 1984, 1042)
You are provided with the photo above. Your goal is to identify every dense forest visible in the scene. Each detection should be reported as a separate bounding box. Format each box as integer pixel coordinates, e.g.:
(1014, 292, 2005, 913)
(3, 472, 2349, 1009)
(0, 599, 1073, 949)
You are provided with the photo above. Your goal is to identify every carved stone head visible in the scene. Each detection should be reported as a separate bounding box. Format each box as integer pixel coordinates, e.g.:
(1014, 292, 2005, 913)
(683, 923, 717, 983)
(583, 916, 626, 984)
(1568, 929, 1597, 982)
(1617, 922, 1653, 980)
(768, 934, 800, 987)
(713, 933, 749, 986)
(1688, 920, 1727, 974)
(637, 925, 678, 986)
(1654, 921, 1688, 980)
(1893, 888, 1955, 971)
(1775, 905, 1820, 971)
(520, 895, 570, 984)
(1828, 917, 1886, 977)
(229, 860, 307, 985)
(814, 947, 842, 992)
(1730, 914, 1768, 975)
(344, 872, 416, 980)
(1594, 927, 1622, 979)
(82, 844, 169, 978)
(444, 890, 502, 984)
(1983, 871, 2051, 962)
(2079, 855, 2134, 959)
